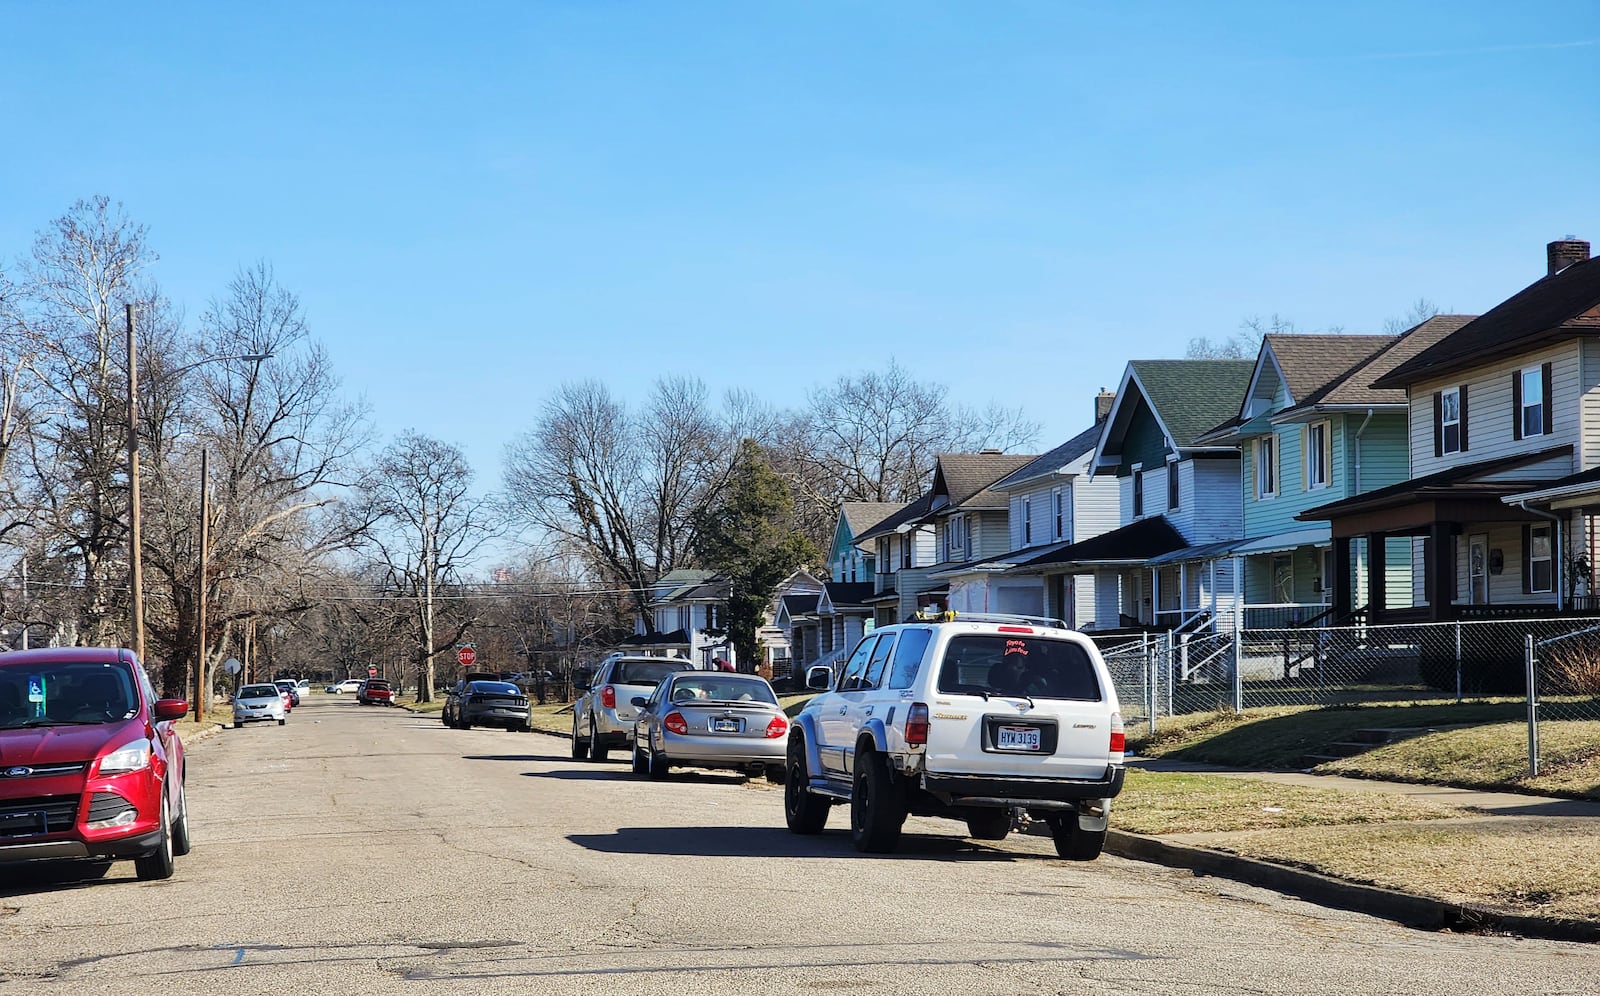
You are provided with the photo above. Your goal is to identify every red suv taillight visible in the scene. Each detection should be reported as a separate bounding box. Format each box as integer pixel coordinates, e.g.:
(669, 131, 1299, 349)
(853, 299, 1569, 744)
(1109, 710, 1125, 757)
(764, 715, 789, 739)
(664, 711, 688, 735)
(601, 685, 616, 709)
(905, 703, 929, 746)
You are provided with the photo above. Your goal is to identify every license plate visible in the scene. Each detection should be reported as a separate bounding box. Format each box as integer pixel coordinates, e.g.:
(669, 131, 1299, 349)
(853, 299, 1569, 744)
(0, 811, 47, 836)
(996, 726, 1042, 751)
(712, 718, 741, 733)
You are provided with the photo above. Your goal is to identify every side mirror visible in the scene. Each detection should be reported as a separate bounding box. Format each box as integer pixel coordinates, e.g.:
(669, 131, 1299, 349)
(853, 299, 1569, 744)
(806, 665, 834, 691)
(153, 698, 189, 722)
(630, 696, 649, 708)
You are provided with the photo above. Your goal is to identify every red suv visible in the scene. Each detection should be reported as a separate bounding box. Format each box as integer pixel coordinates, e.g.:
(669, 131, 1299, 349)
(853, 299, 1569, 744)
(0, 648, 191, 881)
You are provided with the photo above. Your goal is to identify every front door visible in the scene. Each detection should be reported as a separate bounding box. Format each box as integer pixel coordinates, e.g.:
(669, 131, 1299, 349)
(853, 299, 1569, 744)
(1468, 534, 1488, 604)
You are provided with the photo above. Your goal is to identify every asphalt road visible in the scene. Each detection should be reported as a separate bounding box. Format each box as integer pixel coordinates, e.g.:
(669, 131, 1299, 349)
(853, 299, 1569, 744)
(1, 696, 1593, 995)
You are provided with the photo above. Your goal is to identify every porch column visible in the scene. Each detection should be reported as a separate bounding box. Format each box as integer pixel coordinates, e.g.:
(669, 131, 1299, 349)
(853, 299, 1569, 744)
(1332, 536, 1352, 620)
(1427, 523, 1456, 622)
(1368, 533, 1387, 620)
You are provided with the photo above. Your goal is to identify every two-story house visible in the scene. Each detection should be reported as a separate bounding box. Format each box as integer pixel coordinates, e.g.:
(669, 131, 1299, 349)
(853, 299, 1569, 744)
(776, 503, 902, 675)
(918, 451, 1038, 616)
(852, 492, 938, 627)
(622, 568, 734, 666)
(1302, 239, 1600, 622)
(956, 393, 1121, 628)
(1192, 322, 1471, 626)
(1061, 359, 1255, 629)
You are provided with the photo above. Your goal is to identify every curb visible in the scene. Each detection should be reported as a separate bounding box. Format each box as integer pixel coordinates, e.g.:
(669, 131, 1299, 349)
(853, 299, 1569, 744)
(1105, 830, 1600, 943)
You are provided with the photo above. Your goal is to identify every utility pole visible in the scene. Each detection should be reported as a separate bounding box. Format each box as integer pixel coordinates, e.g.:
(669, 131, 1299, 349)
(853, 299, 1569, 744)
(421, 512, 435, 703)
(195, 449, 210, 723)
(126, 303, 145, 662)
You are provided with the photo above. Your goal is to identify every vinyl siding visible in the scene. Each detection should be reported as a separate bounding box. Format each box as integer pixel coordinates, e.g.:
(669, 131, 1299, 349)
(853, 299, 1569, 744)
(1408, 341, 1580, 479)
(1093, 569, 1122, 626)
(968, 510, 1011, 561)
(1072, 472, 1121, 542)
(1583, 340, 1600, 470)
(1116, 402, 1173, 474)
(1447, 522, 1557, 607)
(1348, 415, 1409, 497)
(1008, 483, 1059, 549)
(1174, 458, 1243, 544)
(1242, 418, 1345, 538)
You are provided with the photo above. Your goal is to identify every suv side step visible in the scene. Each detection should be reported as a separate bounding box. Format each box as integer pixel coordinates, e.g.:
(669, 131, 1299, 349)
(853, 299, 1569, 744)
(806, 780, 852, 802)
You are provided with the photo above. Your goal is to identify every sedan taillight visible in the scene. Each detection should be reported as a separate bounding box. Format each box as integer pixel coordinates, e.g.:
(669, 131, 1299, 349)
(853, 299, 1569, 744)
(764, 715, 789, 739)
(664, 711, 688, 735)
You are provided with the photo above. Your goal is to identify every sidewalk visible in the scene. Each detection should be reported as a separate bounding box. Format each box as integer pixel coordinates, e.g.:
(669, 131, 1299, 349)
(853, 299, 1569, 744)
(1105, 756, 1600, 942)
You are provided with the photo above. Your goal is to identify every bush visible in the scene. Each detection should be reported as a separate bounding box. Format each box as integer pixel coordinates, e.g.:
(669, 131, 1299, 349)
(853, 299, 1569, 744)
(1544, 634, 1600, 696)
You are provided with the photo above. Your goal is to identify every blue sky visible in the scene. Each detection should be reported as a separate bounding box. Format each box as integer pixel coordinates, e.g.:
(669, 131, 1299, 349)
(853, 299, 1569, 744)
(4, 2, 1598, 503)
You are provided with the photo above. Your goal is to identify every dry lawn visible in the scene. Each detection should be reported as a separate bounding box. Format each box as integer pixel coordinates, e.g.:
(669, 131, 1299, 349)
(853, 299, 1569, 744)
(1320, 720, 1600, 799)
(1113, 769, 1467, 835)
(1213, 819, 1600, 922)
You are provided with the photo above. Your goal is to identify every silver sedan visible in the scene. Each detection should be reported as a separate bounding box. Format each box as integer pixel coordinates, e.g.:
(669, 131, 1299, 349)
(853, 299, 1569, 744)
(630, 672, 789, 782)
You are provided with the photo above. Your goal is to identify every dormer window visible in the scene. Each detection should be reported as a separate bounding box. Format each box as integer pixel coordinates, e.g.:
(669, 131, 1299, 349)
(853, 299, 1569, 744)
(1514, 364, 1552, 440)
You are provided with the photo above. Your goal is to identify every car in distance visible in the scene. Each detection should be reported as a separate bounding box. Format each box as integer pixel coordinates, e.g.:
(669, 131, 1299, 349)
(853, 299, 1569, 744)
(232, 684, 287, 728)
(0, 647, 192, 881)
(295, 679, 312, 698)
(630, 672, 788, 781)
(326, 679, 365, 694)
(356, 679, 394, 706)
(443, 680, 530, 731)
(274, 680, 300, 709)
(785, 613, 1125, 859)
(572, 655, 698, 761)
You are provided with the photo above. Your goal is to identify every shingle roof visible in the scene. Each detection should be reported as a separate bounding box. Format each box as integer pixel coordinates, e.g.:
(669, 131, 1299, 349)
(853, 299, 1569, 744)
(1263, 334, 1395, 403)
(839, 502, 905, 537)
(1129, 360, 1256, 447)
(992, 422, 1104, 490)
(823, 582, 875, 606)
(931, 452, 1037, 508)
(852, 491, 935, 544)
(1024, 516, 1187, 567)
(1373, 255, 1600, 388)
(1296, 316, 1476, 408)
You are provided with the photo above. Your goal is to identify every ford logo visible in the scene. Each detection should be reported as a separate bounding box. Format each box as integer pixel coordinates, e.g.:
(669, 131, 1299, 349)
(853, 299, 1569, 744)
(3, 766, 33, 778)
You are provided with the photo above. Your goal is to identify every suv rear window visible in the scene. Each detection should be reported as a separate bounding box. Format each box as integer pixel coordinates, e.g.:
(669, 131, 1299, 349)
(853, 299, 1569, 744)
(612, 660, 693, 686)
(936, 635, 1102, 701)
(365, 680, 391, 690)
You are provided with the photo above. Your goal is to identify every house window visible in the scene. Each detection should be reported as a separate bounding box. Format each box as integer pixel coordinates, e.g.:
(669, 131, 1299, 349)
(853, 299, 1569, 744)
(1528, 525, 1554, 594)
(1022, 497, 1032, 545)
(1439, 386, 1464, 455)
(705, 604, 720, 630)
(945, 515, 967, 559)
(1256, 436, 1277, 498)
(1052, 488, 1064, 540)
(1306, 421, 1330, 489)
(1515, 365, 1552, 440)
(900, 535, 912, 569)
(1132, 470, 1145, 517)
(1167, 461, 1179, 511)
(677, 606, 692, 631)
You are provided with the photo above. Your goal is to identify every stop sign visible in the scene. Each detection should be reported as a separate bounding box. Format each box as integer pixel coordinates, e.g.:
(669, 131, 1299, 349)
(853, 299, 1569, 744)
(457, 646, 477, 667)
(367, 665, 377, 677)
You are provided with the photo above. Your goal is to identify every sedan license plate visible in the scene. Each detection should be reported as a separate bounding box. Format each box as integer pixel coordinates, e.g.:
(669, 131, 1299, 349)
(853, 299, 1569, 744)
(996, 726, 1042, 751)
(712, 718, 741, 734)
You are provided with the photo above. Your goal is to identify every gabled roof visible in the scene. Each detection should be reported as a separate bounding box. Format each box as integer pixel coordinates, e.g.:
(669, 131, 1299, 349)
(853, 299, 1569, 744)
(780, 593, 820, 617)
(1373, 255, 1600, 388)
(1262, 334, 1395, 404)
(839, 502, 905, 537)
(852, 491, 935, 545)
(1022, 516, 1187, 568)
(930, 452, 1036, 510)
(822, 581, 875, 607)
(1128, 359, 1257, 448)
(649, 569, 728, 604)
(992, 423, 1103, 491)
(1287, 315, 1475, 411)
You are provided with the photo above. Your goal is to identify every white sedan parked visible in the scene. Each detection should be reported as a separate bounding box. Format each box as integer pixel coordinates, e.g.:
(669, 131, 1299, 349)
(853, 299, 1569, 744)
(233, 683, 287, 727)
(326, 679, 365, 694)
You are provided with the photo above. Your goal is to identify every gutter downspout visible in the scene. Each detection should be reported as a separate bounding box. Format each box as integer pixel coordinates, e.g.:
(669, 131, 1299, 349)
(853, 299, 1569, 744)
(1351, 407, 1376, 498)
(1516, 500, 1565, 611)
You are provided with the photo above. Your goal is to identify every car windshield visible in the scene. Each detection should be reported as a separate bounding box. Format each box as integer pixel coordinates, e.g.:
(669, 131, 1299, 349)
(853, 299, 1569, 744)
(240, 685, 280, 699)
(612, 660, 693, 686)
(0, 661, 139, 729)
(470, 682, 520, 695)
(667, 676, 777, 705)
(936, 635, 1103, 701)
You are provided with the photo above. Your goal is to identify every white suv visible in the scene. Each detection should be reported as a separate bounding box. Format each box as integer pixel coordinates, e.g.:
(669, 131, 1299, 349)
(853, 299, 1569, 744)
(784, 613, 1125, 859)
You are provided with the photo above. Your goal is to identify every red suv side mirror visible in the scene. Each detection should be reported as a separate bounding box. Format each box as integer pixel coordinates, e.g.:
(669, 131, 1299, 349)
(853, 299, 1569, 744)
(152, 698, 190, 722)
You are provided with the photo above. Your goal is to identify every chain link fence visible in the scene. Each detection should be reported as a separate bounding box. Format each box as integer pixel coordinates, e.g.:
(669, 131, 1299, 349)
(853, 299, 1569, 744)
(1529, 624, 1600, 776)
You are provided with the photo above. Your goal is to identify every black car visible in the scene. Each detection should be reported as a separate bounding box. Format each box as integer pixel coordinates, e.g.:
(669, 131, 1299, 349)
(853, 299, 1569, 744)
(443, 680, 530, 731)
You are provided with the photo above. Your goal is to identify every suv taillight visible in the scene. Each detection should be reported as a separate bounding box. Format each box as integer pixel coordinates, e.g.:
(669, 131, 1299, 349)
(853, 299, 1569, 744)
(764, 715, 789, 739)
(601, 685, 616, 709)
(1109, 710, 1125, 758)
(664, 711, 688, 735)
(905, 703, 929, 746)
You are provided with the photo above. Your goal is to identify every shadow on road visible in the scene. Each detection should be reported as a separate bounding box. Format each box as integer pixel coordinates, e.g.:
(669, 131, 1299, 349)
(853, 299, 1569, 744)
(461, 754, 550, 763)
(567, 824, 1020, 861)
(0, 860, 123, 898)
(519, 769, 640, 782)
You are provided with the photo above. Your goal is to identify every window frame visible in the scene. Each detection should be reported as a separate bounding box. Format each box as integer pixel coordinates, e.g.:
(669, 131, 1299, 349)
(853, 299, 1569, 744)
(1440, 386, 1462, 455)
(1132, 464, 1145, 517)
(1529, 524, 1554, 594)
(1022, 496, 1032, 545)
(1306, 420, 1330, 490)
(1166, 459, 1180, 511)
(1256, 436, 1277, 499)
(1052, 487, 1064, 541)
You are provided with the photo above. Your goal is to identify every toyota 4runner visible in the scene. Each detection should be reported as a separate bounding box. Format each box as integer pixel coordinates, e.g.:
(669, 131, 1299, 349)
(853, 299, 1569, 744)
(784, 613, 1124, 859)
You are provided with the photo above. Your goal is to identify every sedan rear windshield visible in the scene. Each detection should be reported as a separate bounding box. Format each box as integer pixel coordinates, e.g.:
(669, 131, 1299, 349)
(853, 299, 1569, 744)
(0, 661, 139, 728)
(612, 660, 693, 686)
(936, 635, 1102, 701)
(240, 686, 280, 699)
(667, 677, 778, 705)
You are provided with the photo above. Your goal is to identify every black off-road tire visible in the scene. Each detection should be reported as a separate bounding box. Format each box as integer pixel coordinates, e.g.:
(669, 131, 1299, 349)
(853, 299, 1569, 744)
(1049, 814, 1106, 861)
(964, 808, 1012, 841)
(784, 737, 830, 834)
(764, 764, 787, 785)
(850, 750, 906, 854)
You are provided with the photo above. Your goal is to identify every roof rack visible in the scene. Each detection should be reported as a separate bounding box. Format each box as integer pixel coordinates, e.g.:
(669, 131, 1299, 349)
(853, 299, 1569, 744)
(910, 610, 1071, 630)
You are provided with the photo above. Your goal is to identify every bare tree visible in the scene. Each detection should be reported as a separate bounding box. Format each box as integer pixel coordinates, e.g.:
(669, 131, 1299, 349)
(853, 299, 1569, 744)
(356, 431, 501, 702)
(1383, 297, 1442, 334)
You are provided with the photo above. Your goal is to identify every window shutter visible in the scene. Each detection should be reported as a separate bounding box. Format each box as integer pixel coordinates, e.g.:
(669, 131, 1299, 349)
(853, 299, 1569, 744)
(1522, 524, 1532, 594)
(1542, 362, 1554, 435)
(1433, 392, 1443, 457)
(1459, 385, 1469, 451)
(1511, 372, 1522, 441)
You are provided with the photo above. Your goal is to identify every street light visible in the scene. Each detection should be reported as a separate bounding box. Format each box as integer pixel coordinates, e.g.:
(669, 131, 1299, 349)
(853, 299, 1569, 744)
(124, 302, 271, 703)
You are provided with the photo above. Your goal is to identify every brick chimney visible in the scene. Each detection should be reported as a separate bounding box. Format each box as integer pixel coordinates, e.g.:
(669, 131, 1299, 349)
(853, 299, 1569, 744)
(1095, 388, 1115, 424)
(1548, 238, 1591, 276)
